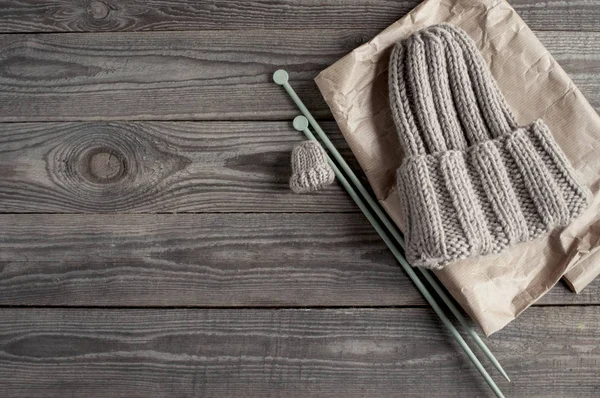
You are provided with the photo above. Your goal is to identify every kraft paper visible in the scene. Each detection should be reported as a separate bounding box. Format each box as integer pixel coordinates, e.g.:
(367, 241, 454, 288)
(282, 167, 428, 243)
(314, 0, 600, 335)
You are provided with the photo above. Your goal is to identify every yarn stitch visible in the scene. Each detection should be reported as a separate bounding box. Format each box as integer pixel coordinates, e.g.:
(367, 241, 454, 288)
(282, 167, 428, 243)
(290, 141, 335, 193)
(388, 23, 591, 269)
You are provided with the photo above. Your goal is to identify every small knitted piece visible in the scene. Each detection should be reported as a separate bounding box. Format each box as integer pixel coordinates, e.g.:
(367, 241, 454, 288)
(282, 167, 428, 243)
(290, 141, 335, 193)
(388, 23, 591, 269)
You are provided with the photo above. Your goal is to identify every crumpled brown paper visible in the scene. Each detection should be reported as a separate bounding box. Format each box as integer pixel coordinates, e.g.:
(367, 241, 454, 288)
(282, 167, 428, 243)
(315, 0, 600, 335)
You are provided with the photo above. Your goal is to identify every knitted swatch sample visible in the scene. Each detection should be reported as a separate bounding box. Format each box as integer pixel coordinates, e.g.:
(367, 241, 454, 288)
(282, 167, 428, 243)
(388, 23, 591, 269)
(290, 141, 335, 193)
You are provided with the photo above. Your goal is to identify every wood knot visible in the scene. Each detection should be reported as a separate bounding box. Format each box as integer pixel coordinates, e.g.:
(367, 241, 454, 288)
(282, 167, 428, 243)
(45, 123, 191, 212)
(351, 34, 368, 46)
(87, 1, 110, 20)
(81, 147, 127, 184)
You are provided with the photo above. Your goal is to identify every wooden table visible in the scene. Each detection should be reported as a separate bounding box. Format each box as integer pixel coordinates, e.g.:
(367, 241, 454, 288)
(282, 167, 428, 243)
(0, 1, 599, 396)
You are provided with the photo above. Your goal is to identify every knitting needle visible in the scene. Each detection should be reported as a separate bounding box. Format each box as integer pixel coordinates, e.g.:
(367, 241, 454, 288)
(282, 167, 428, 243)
(273, 69, 510, 383)
(291, 115, 505, 398)
(274, 69, 510, 378)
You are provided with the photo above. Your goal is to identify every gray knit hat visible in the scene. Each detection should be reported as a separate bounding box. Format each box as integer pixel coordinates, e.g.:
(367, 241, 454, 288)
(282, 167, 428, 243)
(388, 23, 591, 269)
(290, 141, 335, 193)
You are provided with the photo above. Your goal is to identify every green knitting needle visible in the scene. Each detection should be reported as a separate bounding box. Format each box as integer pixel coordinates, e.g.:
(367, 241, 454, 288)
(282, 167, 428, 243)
(274, 69, 509, 380)
(291, 115, 505, 398)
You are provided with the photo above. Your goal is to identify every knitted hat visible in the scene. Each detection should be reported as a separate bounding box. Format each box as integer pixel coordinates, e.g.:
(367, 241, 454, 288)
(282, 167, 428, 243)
(388, 23, 591, 269)
(290, 141, 335, 193)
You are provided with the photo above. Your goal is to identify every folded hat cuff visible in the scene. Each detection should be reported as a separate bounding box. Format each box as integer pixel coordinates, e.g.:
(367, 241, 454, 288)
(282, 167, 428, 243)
(396, 119, 591, 269)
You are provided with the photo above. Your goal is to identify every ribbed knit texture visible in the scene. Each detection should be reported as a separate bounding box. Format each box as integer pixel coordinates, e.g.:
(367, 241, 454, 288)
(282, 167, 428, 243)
(388, 23, 591, 269)
(290, 141, 335, 193)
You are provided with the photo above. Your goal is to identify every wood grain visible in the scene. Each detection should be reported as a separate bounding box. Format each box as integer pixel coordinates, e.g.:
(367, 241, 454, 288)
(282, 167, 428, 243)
(0, 213, 597, 307)
(0, 2, 598, 396)
(0, 29, 342, 121)
(0, 30, 599, 121)
(0, 307, 598, 397)
(0, 121, 362, 212)
(0, 213, 414, 306)
(0, 0, 599, 33)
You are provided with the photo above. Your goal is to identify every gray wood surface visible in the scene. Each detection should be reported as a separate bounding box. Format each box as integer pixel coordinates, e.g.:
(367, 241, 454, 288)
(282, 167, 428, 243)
(0, 121, 358, 212)
(0, 30, 599, 121)
(0, 307, 598, 397)
(1, 213, 597, 307)
(1, 0, 599, 32)
(0, 0, 599, 396)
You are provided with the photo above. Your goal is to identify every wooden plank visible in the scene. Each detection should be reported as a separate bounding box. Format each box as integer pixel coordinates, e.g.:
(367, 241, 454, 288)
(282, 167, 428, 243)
(0, 121, 362, 212)
(0, 213, 598, 306)
(0, 307, 598, 397)
(509, 0, 600, 32)
(0, 29, 343, 121)
(1, 0, 599, 33)
(0, 30, 599, 121)
(0, 213, 417, 306)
